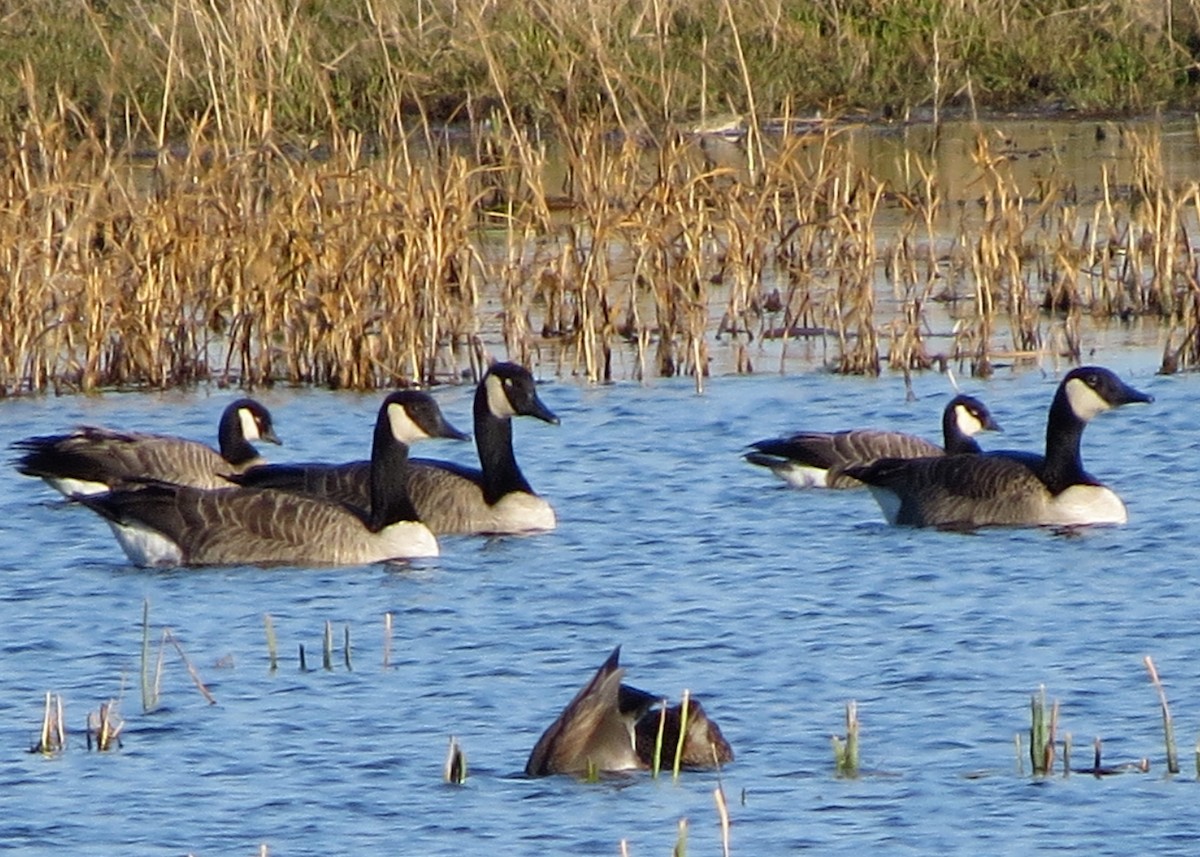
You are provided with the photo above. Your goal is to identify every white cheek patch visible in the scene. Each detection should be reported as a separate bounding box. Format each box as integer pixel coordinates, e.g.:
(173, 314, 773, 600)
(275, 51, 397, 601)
(387, 402, 425, 444)
(1064, 378, 1110, 422)
(954, 405, 984, 437)
(239, 407, 261, 441)
(485, 375, 518, 419)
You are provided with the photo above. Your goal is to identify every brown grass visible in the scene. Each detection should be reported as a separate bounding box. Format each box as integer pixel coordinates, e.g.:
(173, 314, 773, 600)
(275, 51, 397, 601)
(4, 96, 1200, 394)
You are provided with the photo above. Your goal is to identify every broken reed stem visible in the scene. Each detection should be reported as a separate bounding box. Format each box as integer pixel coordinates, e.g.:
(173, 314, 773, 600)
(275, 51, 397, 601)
(343, 624, 352, 671)
(443, 736, 467, 784)
(299, 644, 308, 672)
(714, 786, 731, 857)
(833, 700, 860, 777)
(323, 621, 334, 671)
(34, 691, 66, 754)
(264, 613, 278, 672)
(165, 629, 217, 704)
(1144, 655, 1180, 774)
(673, 689, 691, 780)
(87, 700, 124, 751)
(1029, 686, 1057, 775)
(383, 612, 393, 670)
(141, 598, 155, 713)
(652, 700, 668, 778)
(672, 818, 689, 857)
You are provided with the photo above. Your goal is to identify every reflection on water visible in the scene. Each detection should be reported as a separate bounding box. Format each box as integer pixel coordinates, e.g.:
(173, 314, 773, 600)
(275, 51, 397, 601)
(1, 353, 1196, 855)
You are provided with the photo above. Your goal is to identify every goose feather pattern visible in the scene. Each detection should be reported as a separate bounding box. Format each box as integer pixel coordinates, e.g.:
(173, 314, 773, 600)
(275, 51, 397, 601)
(746, 393, 999, 489)
(13, 398, 280, 496)
(231, 362, 560, 535)
(75, 391, 465, 567)
(845, 366, 1152, 529)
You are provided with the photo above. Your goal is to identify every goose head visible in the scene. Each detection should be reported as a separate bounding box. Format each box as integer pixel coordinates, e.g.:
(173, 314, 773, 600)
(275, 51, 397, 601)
(368, 391, 468, 530)
(220, 398, 282, 464)
(382, 390, 470, 446)
(946, 394, 1002, 439)
(481, 363, 560, 424)
(1060, 366, 1153, 423)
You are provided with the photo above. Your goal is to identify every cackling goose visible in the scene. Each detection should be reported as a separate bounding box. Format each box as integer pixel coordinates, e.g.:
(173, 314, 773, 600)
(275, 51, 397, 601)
(745, 393, 1000, 489)
(13, 398, 280, 497)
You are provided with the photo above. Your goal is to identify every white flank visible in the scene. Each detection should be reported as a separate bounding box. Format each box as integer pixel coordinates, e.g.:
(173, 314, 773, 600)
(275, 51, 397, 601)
(866, 485, 903, 525)
(105, 521, 185, 567)
(490, 492, 557, 533)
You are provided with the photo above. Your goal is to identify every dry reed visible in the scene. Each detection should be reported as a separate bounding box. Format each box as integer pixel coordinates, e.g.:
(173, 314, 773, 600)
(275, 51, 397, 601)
(8, 74, 1200, 393)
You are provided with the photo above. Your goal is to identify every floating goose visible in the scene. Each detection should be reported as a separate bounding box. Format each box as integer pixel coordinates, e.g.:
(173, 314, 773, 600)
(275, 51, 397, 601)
(230, 362, 560, 535)
(525, 647, 733, 777)
(75, 391, 467, 567)
(844, 366, 1152, 528)
(13, 398, 280, 497)
(745, 393, 1000, 489)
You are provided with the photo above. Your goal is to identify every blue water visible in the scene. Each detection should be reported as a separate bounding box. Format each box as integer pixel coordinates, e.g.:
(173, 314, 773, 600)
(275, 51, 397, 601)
(2, 354, 1198, 856)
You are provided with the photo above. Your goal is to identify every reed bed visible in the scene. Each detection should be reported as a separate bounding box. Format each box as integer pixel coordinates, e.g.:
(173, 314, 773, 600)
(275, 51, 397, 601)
(8, 107, 1200, 392)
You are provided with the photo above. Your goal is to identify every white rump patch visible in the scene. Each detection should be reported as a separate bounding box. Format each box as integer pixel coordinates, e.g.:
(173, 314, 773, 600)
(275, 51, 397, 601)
(47, 476, 110, 497)
(1046, 484, 1128, 526)
(954, 404, 984, 438)
(865, 485, 903, 525)
(106, 521, 185, 567)
(1064, 378, 1111, 423)
(484, 374, 518, 419)
(238, 406, 262, 441)
(775, 463, 829, 489)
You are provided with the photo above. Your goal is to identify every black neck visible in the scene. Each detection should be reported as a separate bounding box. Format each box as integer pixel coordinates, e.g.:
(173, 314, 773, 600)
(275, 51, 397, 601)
(218, 413, 259, 466)
(1040, 388, 1089, 493)
(474, 383, 533, 505)
(367, 415, 421, 531)
(942, 408, 982, 455)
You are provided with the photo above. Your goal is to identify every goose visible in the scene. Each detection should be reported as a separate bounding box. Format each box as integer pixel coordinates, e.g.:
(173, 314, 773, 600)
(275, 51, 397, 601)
(525, 647, 733, 777)
(13, 398, 280, 497)
(745, 393, 1000, 489)
(229, 362, 560, 535)
(74, 391, 467, 567)
(843, 366, 1152, 529)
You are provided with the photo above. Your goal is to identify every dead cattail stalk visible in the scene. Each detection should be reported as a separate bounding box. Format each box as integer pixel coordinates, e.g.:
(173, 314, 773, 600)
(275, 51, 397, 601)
(1144, 655, 1180, 774)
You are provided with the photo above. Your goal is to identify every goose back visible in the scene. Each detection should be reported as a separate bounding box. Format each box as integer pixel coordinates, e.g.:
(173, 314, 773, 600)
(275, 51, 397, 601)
(13, 398, 279, 496)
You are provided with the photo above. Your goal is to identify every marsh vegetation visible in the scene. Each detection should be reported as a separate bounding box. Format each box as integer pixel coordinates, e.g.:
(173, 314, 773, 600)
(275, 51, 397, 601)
(4, 0, 1200, 395)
